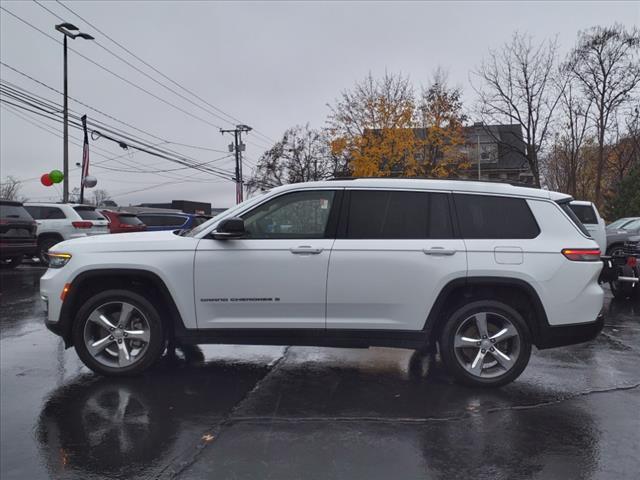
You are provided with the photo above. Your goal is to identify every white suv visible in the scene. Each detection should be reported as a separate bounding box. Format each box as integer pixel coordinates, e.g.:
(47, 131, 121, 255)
(40, 179, 604, 387)
(24, 203, 109, 265)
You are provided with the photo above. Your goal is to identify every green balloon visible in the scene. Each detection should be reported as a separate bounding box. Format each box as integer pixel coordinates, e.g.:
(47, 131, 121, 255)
(49, 170, 64, 184)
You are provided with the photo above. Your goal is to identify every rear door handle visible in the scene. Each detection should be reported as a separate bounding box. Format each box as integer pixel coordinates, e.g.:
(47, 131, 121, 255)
(290, 246, 323, 255)
(423, 247, 456, 256)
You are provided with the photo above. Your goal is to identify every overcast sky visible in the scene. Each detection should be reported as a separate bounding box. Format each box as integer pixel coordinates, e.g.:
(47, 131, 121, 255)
(1, 1, 638, 207)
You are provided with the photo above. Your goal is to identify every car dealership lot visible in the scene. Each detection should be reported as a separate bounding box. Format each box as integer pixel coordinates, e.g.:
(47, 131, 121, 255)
(1, 265, 639, 480)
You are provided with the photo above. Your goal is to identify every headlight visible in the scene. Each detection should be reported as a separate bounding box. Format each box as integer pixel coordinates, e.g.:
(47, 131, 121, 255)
(48, 252, 72, 268)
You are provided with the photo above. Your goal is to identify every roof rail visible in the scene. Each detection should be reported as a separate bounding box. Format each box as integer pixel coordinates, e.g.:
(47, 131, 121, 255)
(326, 176, 537, 189)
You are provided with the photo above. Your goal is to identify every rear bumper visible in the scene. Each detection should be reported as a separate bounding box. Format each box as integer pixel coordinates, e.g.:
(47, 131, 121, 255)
(535, 313, 604, 349)
(0, 242, 37, 258)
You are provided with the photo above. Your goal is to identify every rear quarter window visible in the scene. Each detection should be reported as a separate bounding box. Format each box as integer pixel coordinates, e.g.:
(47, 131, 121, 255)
(454, 194, 540, 239)
(569, 204, 598, 225)
(74, 207, 106, 220)
(558, 201, 591, 237)
(118, 214, 144, 226)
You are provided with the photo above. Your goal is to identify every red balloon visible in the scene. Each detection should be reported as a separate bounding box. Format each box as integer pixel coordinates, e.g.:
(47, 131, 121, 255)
(41, 174, 53, 187)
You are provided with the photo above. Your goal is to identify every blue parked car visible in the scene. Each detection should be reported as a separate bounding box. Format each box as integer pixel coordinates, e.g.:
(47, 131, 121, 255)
(135, 212, 210, 232)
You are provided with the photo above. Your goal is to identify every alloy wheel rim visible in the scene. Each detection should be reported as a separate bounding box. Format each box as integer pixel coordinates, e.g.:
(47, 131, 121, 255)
(453, 311, 521, 379)
(83, 301, 151, 369)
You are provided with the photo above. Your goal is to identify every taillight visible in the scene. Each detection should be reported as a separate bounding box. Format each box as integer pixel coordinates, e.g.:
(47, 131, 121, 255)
(561, 248, 601, 261)
(72, 221, 93, 229)
(628, 256, 638, 268)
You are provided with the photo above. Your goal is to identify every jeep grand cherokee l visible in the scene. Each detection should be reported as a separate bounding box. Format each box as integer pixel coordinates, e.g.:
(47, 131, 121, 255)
(40, 179, 604, 387)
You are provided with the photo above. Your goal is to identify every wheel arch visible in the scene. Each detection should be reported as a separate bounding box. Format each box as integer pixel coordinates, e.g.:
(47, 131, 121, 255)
(57, 268, 185, 348)
(423, 277, 549, 347)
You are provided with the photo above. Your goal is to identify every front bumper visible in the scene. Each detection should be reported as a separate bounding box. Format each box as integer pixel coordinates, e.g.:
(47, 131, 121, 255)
(535, 313, 604, 349)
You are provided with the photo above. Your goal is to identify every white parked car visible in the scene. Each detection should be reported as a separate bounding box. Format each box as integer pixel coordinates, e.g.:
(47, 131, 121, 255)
(568, 200, 606, 254)
(40, 179, 604, 387)
(24, 203, 109, 265)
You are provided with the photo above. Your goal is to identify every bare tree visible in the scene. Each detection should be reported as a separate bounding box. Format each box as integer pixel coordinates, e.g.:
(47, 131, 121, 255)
(474, 32, 565, 187)
(0, 176, 25, 201)
(568, 24, 640, 205)
(91, 189, 112, 206)
(246, 125, 341, 194)
(553, 80, 593, 196)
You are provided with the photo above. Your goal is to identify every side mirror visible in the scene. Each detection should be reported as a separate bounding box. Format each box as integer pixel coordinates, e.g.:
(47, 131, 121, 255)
(211, 217, 246, 240)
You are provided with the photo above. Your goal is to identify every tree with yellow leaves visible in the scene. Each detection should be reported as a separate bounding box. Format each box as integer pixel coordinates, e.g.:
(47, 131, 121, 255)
(416, 69, 470, 177)
(327, 72, 422, 177)
(328, 71, 471, 178)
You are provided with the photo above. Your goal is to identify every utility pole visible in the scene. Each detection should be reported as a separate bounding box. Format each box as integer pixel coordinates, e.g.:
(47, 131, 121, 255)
(477, 133, 481, 180)
(55, 23, 94, 203)
(221, 124, 252, 204)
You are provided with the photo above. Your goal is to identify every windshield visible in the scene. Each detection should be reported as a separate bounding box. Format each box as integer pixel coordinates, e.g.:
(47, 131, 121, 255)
(607, 218, 634, 229)
(622, 219, 640, 231)
(184, 191, 271, 237)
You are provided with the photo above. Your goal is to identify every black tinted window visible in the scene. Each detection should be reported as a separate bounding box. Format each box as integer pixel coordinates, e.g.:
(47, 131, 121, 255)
(28, 206, 65, 220)
(0, 204, 32, 221)
(569, 204, 597, 225)
(346, 190, 452, 239)
(74, 207, 105, 220)
(118, 214, 144, 226)
(137, 214, 186, 227)
(454, 194, 539, 239)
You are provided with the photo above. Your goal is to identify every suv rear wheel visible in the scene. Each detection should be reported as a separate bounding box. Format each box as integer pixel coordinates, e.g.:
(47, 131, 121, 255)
(72, 289, 165, 376)
(439, 300, 532, 387)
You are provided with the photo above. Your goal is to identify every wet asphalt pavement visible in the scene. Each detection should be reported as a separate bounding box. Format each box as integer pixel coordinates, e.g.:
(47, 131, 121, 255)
(1, 266, 639, 480)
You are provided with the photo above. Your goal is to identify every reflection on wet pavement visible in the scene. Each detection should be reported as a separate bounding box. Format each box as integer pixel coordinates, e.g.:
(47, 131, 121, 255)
(1, 265, 639, 479)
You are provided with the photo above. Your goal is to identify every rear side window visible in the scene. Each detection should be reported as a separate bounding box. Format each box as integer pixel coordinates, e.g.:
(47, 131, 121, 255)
(346, 190, 453, 239)
(26, 206, 65, 220)
(137, 215, 186, 227)
(569, 204, 597, 225)
(454, 194, 540, 239)
(74, 207, 105, 220)
(557, 201, 591, 237)
(0, 204, 32, 221)
(118, 214, 144, 226)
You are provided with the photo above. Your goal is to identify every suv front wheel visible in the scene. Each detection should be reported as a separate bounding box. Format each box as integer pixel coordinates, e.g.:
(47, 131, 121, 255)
(72, 290, 165, 376)
(439, 300, 532, 387)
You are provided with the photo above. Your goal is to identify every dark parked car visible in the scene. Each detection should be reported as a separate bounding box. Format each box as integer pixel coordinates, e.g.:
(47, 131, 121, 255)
(0, 200, 37, 269)
(135, 212, 210, 232)
(606, 218, 640, 256)
(99, 210, 147, 234)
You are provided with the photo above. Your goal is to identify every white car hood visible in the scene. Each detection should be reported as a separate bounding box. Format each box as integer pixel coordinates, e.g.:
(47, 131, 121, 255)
(52, 229, 198, 253)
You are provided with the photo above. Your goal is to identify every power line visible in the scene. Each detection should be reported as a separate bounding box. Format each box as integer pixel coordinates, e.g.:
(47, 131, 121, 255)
(52, 0, 278, 146)
(0, 6, 233, 131)
(0, 80, 235, 176)
(0, 87, 236, 181)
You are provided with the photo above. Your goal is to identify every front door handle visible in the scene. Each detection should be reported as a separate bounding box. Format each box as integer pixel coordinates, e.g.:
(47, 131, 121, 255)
(423, 247, 456, 256)
(290, 246, 324, 255)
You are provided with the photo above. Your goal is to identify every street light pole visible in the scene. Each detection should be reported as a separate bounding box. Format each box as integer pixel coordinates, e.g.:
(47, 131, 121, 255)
(62, 34, 69, 203)
(55, 23, 94, 203)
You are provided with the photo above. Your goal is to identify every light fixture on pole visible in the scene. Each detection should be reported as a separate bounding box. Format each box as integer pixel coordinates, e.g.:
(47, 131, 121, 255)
(55, 22, 94, 203)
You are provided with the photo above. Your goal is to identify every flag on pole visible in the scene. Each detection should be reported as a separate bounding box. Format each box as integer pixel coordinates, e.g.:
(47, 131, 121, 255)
(80, 115, 89, 204)
(81, 115, 90, 181)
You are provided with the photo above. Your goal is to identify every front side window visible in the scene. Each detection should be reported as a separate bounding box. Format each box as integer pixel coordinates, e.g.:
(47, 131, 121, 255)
(455, 194, 540, 239)
(345, 190, 453, 239)
(242, 190, 336, 239)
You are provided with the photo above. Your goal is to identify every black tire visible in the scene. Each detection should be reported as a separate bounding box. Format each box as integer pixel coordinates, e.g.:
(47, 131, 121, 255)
(0, 256, 22, 269)
(37, 236, 62, 266)
(439, 300, 532, 388)
(606, 244, 625, 257)
(610, 279, 636, 300)
(72, 289, 165, 376)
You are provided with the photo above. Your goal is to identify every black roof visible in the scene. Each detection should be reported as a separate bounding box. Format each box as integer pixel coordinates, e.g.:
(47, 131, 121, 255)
(0, 199, 23, 206)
